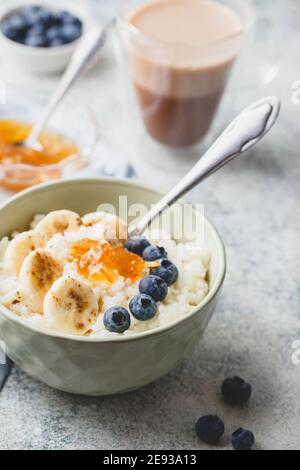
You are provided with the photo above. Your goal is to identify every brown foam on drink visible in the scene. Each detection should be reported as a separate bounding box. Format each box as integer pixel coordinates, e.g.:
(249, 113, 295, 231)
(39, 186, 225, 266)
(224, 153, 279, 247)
(127, 0, 244, 146)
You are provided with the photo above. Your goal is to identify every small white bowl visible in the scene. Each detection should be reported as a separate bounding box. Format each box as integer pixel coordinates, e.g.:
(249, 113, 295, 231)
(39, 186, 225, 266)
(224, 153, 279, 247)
(0, 1, 97, 74)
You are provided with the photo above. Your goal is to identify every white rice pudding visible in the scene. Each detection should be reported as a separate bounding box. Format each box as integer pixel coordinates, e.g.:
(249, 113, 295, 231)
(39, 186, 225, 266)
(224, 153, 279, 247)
(0, 210, 210, 337)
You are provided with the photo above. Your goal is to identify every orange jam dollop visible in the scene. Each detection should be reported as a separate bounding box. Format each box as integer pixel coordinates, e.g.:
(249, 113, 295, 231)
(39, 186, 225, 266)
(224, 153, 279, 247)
(0, 120, 79, 166)
(69, 239, 147, 284)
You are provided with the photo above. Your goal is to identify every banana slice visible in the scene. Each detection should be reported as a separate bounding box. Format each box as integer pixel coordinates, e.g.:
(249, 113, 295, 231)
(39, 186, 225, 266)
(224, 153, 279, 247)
(3, 230, 42, 275)
(43, 275, 98, 335)
(82, 212, 128, 241)
(34, 210, 82, 244)
(19, 249, 63, 313)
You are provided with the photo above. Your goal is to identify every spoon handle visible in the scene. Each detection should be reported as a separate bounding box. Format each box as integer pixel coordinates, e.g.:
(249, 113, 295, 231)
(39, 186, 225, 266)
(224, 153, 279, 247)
(26, 27, 108, 146)
(130, 96, 280, 238)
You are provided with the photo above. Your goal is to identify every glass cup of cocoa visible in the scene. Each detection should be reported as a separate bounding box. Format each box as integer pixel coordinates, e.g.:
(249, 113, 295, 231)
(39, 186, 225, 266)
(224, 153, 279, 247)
(117, 0, 255, 148)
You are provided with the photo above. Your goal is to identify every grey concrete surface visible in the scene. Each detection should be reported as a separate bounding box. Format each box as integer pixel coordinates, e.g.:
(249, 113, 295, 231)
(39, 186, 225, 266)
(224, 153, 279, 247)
(0, 0, 299, 450)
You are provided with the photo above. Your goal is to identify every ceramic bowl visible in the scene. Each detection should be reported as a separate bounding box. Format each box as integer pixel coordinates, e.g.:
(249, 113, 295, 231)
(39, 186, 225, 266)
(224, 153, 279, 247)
(0, 178, 226, 395)
(0, 1, 96, 74)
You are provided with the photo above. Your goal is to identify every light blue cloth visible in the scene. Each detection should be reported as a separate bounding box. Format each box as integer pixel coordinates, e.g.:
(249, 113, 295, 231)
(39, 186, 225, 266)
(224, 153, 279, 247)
(77, 142, 136, 179)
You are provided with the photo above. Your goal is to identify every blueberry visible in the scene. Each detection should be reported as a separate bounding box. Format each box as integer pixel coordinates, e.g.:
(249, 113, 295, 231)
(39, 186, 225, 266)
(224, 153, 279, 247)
(232, 428, 255, 450)
(22, 8, 38, 23)
(1, 20, 20, 40)
(60, 11, 82, 28)
(27, 24, 45, 37)
(125, 238, 150, 256)
(150, 259, 179, 286)
(19, 6, 56, 34)
(8, 14, 27, 32)
(46, 25, 62, 42)
(1, 14, 26, 41)
(48, 13, 62, 28)
(22, 6, 43, 19)
(143, 245, 168, 261)
(129, 294, 158, 321)
(24, 34, 48, 47)
(33, 9, 53, 27)
(47, 12, 62, 26)
(60, 23, 82, 44)
(222, 377, 252, 406)
(139, 275, 168, 302)
(195, 415, 225, 445)
(103, 306, 131, 334)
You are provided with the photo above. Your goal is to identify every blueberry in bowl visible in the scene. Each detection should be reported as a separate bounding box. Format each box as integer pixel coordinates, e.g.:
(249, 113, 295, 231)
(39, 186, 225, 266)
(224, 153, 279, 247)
(125, 238, 151, 256)
(1, 13, 27, 42)
(142, 245, 168, 262)
(139, 275, 168, 302)
(0, 4, 82, 48)
(129, 294, 158, 321)
(103, 307, 131, 334)
(150, 259, 179, 286)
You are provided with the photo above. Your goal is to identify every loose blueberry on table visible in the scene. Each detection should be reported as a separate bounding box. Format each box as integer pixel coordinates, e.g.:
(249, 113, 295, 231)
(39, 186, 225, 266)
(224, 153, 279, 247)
(103, 306, 131, 334)
(232, 428, 255, 451)
(0, 5, 82, 47)
(222, 376, 252, 406)
(195, 415, 225, 445)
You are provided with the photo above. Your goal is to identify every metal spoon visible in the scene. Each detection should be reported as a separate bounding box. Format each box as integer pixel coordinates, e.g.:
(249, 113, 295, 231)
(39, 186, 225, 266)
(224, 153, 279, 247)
(17, 26, 110, 152)
(129, 96, 280, 238)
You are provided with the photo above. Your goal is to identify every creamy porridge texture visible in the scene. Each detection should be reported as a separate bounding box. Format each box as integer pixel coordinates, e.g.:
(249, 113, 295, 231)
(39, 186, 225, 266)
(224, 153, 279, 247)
(0, 210, 210, 337)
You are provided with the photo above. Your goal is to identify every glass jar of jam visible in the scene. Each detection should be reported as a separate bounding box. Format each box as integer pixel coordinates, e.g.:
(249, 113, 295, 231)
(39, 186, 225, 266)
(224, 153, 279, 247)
(0, 89, 99, 192)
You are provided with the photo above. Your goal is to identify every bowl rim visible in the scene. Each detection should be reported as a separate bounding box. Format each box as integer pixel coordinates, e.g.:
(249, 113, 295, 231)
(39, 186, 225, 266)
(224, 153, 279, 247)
(0, 177, 226, 343)
(0, 0, 93, 55)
